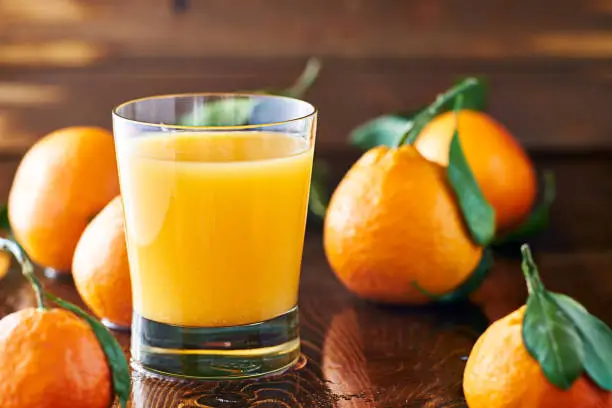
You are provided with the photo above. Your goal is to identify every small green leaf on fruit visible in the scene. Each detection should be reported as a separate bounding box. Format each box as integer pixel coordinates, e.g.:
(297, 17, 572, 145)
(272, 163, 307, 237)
(451, 76, 487, 111)
(520, 244, 612, 392)
(349, 115, 415, 150)
(522, 290, 584, 390)
(446, 97, 496, 246)
(178, 58, 321, 127)
(399, 77, 483, 146)
(47, 293, 131, 408)
(551, 293, 612, 391)
(179, 98, 256, 127)
(349, 77, 487, 150)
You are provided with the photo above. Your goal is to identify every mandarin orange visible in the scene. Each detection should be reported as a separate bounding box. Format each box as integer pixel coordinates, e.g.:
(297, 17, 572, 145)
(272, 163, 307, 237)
(0, 308, 112, 408)
(8, 127, 119, 272)
(73, 196, 132, 328)
(464, 306, 612, 408)
(324, 145, 482, 304)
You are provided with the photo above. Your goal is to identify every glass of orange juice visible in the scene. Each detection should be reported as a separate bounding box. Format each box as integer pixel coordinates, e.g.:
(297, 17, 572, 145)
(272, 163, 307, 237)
(112, 93, 316, 379)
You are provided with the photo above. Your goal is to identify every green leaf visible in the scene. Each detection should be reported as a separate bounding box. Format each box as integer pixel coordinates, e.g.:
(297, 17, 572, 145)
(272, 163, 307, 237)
(0, 238, 45, 309)
(520, 244, 612, 391)
(398, 77, 484, 146)
(47, 293, 131, 408)
(551, 293, 612, 391)
(412, 248, 493, 303)
(446, 97, 496, 246)
(520, 244, 584, 390)
(0, 206, 9, 232)
(452, 76, 487, 111)
(178, 98, 257, 127)
(349, 114, 416, 150)
(349, 77, 487, 151)
(523, 291, 584, 390)
(178, 57, 321, 127)
(277, 57, 322, 99)
(494, 171, 556, 245)
(308, 160, 330, 219)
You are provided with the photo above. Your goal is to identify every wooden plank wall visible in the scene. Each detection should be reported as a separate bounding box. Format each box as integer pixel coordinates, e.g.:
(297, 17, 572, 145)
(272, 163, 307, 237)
(1, 0, 611, 154)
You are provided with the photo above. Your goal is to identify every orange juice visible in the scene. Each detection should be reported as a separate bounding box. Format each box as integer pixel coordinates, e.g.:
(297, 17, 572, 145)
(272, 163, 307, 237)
(116, 132, 313, 327)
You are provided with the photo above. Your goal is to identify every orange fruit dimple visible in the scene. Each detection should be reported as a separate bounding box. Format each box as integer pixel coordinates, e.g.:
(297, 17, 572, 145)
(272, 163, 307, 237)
(415, 109, 537, 233)
(324, 145, 482, 304)
(8, 127, 119, 272)
(464, 306, 612, 408)
(0, 308, 112, 408)
(73, 196, 132, 328)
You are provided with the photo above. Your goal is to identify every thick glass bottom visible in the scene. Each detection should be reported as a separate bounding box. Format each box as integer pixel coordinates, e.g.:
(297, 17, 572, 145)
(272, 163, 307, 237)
(131, 306, 300, 380)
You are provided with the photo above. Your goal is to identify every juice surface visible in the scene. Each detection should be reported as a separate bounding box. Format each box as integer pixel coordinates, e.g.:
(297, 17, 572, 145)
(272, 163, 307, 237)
(117, 131, 313, 327)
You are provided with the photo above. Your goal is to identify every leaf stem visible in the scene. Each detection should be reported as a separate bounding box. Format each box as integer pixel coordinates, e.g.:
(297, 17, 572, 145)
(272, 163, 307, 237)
(0, 237, 46, 310)
(396, 77, 479, 147)
(284, 57, 322, 98)
(454, 94, 464, 123)
(521, 244, 546, 295)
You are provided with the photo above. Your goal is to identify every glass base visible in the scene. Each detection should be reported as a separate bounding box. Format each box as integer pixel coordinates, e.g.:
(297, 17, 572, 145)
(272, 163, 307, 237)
(131, 306, 300, 380)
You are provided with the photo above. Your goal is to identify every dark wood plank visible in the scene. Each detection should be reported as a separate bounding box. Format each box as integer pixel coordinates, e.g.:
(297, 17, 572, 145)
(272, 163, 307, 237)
(2, 0, 611, 58)
(1, 57, 612, 154)
(1, 0, 612, 153)
(0, 153, 611, 407)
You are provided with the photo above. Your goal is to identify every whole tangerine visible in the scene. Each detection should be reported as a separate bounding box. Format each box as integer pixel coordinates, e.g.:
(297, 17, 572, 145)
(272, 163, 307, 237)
(73, 196, 132, 328)
(8, 126, 119, 272)
(464, 306, 612, 408)
(0, 308, 112, 408)
(324, 145, 482, 304)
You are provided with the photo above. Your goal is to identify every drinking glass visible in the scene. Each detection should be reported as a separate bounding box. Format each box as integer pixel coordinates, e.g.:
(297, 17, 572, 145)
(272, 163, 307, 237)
(112, 93, 316, 379)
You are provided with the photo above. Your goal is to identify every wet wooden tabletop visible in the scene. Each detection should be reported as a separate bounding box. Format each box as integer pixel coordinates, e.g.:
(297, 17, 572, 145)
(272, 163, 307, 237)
(0, 152, 611, 407)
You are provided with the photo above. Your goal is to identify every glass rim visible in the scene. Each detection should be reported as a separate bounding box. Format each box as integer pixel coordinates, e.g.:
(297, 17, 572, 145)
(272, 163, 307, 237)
(112, 92, 317, 131)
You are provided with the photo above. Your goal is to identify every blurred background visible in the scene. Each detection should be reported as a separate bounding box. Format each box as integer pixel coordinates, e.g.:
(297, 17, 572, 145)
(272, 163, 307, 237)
(1, 0, 611, 155)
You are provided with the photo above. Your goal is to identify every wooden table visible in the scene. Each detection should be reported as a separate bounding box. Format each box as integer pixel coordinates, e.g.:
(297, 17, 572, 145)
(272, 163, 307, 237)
(0, 152, 611, 407)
